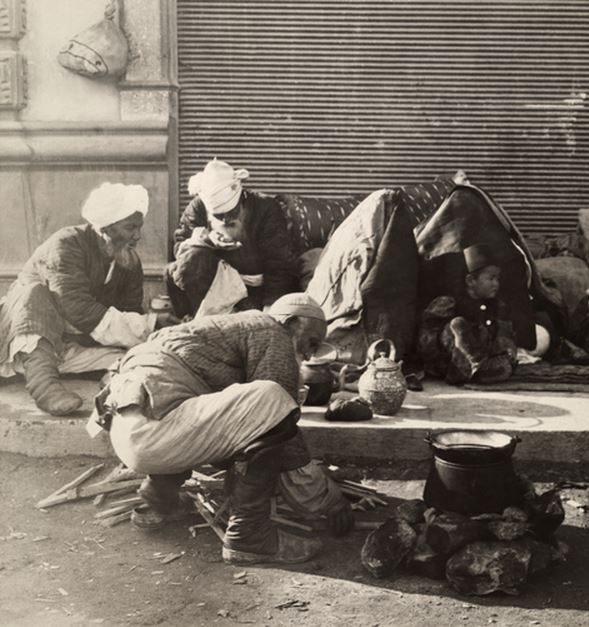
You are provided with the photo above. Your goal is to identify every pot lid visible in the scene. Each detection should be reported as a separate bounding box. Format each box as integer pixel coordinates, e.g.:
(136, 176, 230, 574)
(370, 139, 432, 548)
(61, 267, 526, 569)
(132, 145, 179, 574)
(371, 352, 399, 370)
(431, 430, 516, 450)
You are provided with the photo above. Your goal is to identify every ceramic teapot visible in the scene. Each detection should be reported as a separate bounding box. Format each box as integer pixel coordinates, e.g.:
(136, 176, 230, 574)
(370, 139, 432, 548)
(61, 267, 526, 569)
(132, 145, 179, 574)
(357, 341, 407, 415)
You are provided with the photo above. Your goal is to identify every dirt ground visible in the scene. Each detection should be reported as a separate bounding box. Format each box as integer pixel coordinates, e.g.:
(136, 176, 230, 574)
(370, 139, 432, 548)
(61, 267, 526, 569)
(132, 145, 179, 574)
(1, 453, 588, 627)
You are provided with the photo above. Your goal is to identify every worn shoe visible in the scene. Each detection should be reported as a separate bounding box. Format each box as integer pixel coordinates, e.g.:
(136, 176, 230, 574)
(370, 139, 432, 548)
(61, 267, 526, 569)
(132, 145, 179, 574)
(405, 373, 423, 392)
(222, 529, 322, 565)
(131, 493, 196, 530)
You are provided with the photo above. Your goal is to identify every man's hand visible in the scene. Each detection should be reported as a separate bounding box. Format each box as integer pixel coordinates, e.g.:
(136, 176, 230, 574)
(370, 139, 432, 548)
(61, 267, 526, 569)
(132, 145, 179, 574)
(155, 312, 181, 329)
(326, 498, 354, 536)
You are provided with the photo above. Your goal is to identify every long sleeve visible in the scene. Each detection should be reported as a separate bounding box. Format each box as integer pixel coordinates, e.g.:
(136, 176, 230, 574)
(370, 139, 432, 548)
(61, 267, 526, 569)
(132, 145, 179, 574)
(34, 236, 110, 334)
(255, 199, 298, 306)
(172, 198, 208, 257)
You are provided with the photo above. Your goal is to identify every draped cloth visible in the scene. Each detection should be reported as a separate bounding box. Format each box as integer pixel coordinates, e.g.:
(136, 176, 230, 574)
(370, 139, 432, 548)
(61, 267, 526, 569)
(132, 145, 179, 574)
(416, 185, 565, 350)
(306, 189, 419, 361)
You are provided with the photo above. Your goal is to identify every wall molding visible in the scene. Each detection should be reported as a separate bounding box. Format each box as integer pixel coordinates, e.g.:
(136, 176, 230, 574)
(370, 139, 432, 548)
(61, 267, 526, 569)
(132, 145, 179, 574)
(0, 0, 26, 39)
(0, 120, 169, 164)
(0, 50, 26, 109)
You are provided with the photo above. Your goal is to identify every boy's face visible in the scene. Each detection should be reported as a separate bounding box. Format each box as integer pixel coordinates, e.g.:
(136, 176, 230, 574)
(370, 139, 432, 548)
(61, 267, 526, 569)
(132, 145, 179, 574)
(468, 265, 501, 299)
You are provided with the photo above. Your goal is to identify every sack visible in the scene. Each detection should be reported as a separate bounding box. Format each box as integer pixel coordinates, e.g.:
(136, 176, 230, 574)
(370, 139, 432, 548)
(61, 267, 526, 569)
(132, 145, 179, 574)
(58, 11, 128, 78)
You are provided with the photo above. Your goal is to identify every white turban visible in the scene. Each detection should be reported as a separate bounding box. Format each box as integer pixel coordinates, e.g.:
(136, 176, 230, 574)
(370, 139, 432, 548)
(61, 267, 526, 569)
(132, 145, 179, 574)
(269, 293, 326, 322)
(81, 182, 149, 230)
(187, 158, 249, 215)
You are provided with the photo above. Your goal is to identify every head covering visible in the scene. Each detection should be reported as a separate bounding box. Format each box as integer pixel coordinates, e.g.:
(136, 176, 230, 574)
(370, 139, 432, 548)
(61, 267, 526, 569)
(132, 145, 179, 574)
(187, 158, 249, 215)
(81, 182, 149, 230)
(463, 243, 496, 274)
(269, 293, 326, 322)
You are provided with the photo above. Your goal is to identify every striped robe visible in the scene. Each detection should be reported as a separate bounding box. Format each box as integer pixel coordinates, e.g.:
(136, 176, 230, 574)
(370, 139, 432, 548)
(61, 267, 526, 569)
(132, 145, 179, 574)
(0, 224, 144, 366)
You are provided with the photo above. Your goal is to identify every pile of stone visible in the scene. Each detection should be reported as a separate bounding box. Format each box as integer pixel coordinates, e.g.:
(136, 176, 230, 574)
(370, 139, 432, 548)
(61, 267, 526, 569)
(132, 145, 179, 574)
(361, 479, 568, 595)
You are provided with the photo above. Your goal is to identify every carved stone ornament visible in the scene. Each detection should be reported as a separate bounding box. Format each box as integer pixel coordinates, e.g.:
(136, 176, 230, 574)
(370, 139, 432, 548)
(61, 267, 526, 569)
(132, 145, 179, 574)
(57, 1, 129, 79)
(0, 51, 27, 109)
(0, 0, 26, 39)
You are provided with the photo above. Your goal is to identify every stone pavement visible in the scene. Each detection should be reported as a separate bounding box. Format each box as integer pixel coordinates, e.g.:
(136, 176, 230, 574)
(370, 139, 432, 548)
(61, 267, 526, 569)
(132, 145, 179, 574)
(0, 377, 587, 463)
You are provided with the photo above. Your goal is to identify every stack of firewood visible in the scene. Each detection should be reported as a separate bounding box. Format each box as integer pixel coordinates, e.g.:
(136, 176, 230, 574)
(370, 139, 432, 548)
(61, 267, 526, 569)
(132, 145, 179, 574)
(36, 463, 390, 535)
(35, 463, 144, 527)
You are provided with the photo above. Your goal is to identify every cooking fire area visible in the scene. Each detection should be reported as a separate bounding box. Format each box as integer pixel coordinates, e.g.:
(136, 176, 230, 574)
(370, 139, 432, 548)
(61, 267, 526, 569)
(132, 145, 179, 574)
(361, 430, 570, 596)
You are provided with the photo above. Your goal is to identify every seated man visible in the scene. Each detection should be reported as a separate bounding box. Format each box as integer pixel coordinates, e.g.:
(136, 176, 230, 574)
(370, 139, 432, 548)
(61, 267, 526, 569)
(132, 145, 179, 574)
(0, 182, 178, 415)
(417, 243, 518, 385)
(98, 293, 353, 565)
(165, 159, 297, 318)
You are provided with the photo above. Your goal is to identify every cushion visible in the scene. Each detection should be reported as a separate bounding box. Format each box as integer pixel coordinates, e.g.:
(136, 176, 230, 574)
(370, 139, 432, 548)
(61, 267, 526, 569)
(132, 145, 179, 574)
(275, 194, 364, 255)
(536, 256, 589, 318)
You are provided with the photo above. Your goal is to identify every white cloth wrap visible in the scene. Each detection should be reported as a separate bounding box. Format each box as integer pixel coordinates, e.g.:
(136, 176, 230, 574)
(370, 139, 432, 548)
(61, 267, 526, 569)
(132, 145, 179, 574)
(109, 379, 298, 474)
(90, 307, 157, 348)
(195, 261, 249, 317)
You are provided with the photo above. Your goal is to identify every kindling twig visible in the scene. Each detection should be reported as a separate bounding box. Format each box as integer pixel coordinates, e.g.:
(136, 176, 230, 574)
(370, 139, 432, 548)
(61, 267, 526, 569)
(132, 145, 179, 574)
(184, 490, 225, 541)
(36, 479, 143, 509)
(36, 464, 105, 509)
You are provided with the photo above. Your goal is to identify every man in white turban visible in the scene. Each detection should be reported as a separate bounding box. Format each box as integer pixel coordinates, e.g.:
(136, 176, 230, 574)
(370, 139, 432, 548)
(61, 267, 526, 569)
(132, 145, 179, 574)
(0, 182, 178, 415)
(165, 159, 297, 318)
(95, 293, 353, 565)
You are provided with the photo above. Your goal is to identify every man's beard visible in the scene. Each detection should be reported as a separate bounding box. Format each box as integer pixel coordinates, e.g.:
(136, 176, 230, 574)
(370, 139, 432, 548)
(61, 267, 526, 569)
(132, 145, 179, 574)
(114, 246, 138, 269)
(102, 235, 137, 269)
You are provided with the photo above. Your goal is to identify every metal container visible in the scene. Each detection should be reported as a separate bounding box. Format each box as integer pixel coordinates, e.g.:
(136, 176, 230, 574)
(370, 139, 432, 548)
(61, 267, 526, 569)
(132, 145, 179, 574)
(423, 430, 523, 515)
(426, 430, 520, 465)
(300, 361, 336, 406)
(423, 457, 522, 515)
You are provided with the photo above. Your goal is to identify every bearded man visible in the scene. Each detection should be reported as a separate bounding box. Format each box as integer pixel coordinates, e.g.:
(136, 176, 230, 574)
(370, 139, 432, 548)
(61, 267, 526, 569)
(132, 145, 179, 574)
(0, 182, 177, 416)
(164, 159, 297, 318)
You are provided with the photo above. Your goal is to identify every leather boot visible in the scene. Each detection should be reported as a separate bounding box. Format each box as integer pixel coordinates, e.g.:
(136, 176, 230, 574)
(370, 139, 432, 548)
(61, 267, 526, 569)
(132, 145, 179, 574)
(133, 471, 195, 530)
(222, 443, 322, 565)
(20, 339, 83, 415)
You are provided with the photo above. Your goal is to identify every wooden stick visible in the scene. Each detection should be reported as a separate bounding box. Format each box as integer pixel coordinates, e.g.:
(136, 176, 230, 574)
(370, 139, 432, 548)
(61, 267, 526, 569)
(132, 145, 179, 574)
(99, 510, 132, 527)
(36, 463, 105, 508)
(109, 495, 144, 507)
(94, 498, 142, 520)
(185, 491, 225, 541)
(337, 479, 379, 494)
(354, 521, 383, 530)
(338, 485, 388, 505)
(271, 515, 314, 533)
(37, 478, 143, 509)
(213, 499, 229, 524)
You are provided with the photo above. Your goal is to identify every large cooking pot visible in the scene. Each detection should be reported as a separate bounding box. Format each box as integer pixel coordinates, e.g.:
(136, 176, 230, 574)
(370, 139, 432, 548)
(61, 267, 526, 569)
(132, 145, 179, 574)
(425, 430, 520, 465)
(423, 458, 522, 515)
(423, 430, 523, 515)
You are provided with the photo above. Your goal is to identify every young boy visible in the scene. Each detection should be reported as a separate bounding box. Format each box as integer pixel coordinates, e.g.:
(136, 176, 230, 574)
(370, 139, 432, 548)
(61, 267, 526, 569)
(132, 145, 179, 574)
(417, 243, 518, 384)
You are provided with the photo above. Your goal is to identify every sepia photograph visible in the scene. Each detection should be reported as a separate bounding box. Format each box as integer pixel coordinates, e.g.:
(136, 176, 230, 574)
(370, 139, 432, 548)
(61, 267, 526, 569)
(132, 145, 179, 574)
(0, 1, 587, 625)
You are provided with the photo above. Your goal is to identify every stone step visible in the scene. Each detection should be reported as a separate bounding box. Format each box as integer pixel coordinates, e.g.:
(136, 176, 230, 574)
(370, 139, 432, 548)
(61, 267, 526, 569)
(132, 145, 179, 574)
(0, 378, 587, 464)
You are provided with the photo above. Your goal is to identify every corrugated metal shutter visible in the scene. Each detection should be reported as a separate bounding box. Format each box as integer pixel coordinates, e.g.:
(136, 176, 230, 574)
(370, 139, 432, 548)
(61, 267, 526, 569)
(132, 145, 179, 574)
(177, 0, 589, 234)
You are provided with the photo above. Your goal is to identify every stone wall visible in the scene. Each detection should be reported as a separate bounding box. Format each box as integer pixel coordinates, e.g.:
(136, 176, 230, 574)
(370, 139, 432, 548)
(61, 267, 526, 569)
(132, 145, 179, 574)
(0, 0, 177, 306)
